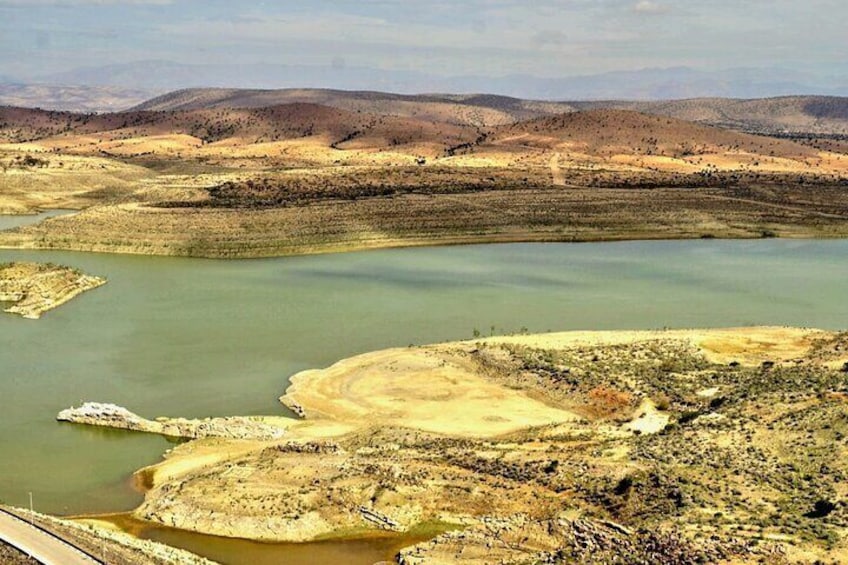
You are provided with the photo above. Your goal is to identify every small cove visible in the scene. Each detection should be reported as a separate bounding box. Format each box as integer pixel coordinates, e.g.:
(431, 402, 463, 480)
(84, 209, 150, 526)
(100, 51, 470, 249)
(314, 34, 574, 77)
(1, 238, 847, 560)
(0, 209, 76, 231)
(89, 513, 449, 565)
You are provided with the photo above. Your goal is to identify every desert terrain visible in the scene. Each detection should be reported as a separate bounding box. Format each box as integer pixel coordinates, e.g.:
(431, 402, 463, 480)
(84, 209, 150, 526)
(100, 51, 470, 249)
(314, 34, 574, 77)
(0, 91, 847, 258)
(60, 327, 848, 563)
(133, 89, 848, 136)
(3, 89, 848, 564)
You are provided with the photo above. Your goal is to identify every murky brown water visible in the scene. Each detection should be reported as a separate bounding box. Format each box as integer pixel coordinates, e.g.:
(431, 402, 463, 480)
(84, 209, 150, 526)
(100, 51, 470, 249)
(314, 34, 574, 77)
(94, 514, 445, 565)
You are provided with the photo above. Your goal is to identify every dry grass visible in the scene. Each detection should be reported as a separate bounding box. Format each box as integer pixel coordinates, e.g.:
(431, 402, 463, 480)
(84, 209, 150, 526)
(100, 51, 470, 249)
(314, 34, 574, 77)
(106, 327, 848, 563)
(1, 102, 846, 258)
(4, 182, 848, 258)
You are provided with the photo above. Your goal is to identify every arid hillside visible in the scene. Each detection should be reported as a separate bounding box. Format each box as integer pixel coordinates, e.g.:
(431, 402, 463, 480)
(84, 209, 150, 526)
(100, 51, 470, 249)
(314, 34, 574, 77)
(131, 88, 577, 127)
(130, 88, 848, 135)
(493, 109, 820, 158)
(0, 103, 478, 155)
(2, 103, 841, 169)
(62, 328, 848, 563)
(1, 101, 847, 258)
(579, 95, 848, 135)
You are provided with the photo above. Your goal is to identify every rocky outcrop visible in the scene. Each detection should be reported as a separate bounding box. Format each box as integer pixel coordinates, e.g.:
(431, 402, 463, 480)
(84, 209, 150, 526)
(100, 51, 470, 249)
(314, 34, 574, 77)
(89, 328, 848, 561)
(0, 262, 105, 319)
(57, 402, 286, 441)
(357, 506, 403, 532)
(398, 514, 754, 565)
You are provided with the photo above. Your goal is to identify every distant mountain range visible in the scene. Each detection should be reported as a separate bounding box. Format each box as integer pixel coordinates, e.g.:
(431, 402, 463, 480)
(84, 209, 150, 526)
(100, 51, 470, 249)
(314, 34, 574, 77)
(0, 83, 159, 113)
(1, 60, 846, 136)
(133, 88, 848, 135)
(2, 81, 847, 136)
(1, 60, 846, 111)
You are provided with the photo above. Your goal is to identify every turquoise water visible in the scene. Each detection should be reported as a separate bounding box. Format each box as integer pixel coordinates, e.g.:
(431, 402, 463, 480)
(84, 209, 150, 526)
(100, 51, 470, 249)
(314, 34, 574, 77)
(0, 239, 846, 516)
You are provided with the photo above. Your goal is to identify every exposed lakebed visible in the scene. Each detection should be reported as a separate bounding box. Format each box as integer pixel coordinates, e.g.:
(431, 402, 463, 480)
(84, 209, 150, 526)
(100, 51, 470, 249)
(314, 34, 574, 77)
(0, 239, 846, 520)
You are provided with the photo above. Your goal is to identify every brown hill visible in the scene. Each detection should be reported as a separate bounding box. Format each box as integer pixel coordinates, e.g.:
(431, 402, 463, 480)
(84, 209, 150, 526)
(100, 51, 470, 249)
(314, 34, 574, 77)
(0, 103, 478, 155)
(132, 88, 848, 135)
(492, 109, 820, 160)
(131, 88, 577, 127)
(2, 104, 840, 176)
(1, 103, 847, 259)
(576, 96, 848, 135)
(3, 102, 844, 181)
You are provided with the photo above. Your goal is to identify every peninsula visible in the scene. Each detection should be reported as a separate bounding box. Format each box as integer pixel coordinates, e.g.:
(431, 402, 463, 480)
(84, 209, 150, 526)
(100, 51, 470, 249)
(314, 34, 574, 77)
(0, 261, 106, 319)
(61, 327, 848, 563)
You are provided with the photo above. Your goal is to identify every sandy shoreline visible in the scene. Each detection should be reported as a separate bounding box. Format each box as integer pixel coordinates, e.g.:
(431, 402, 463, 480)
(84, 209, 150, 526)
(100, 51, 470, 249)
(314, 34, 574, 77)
(97, 329, 848, 553)
(4, 213, 848, 260)
(53, 326, 848, 562)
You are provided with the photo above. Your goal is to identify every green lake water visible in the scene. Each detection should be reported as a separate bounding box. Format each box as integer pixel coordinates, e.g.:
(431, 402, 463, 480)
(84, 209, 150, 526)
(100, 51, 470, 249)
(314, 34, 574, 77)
(0, 210, 74, 231)
(0, 239, 846, 521)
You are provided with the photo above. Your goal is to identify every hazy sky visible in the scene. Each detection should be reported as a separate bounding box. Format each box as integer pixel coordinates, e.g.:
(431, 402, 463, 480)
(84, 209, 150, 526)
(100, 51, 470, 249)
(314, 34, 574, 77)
(0, 0, 845, 79)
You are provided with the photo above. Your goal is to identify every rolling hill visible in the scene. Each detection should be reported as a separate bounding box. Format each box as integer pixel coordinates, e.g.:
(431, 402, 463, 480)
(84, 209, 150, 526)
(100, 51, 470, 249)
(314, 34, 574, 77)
(1, 97, 847, 258)
(576, 96, 848, 135)
(131, 88, 848, 136)
(131, 88, 576, 127)
(0, 84, 159, 113)
(2, 101, 840, 173)
(0, 102, 479, 157)
(492, 109, 820, 160)
(1, 101, 842, 170)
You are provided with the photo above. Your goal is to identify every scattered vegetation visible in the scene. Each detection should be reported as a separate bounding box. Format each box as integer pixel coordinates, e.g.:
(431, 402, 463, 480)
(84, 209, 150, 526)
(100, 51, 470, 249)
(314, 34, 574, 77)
(129, 329, 848, 563)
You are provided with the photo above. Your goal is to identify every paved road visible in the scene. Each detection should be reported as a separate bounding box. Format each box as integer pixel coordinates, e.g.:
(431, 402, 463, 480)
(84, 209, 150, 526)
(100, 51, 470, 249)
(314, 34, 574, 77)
(0, 509, 99, 565)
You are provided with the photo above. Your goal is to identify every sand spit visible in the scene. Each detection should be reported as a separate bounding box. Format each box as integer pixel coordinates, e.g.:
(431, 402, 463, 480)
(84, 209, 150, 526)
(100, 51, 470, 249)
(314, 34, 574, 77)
(0, 261, 105, 319)
(57, 402, 288, 441)
(111, 326, 848, 563)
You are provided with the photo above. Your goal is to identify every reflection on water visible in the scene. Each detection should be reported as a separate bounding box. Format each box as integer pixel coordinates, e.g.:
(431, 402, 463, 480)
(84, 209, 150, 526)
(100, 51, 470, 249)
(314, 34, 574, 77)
(0, 240, 846, 518)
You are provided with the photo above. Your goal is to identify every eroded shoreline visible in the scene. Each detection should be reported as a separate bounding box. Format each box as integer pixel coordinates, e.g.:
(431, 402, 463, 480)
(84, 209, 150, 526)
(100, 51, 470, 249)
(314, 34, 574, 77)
(59, 326, 848, 563)
(0, 261, 105, 319)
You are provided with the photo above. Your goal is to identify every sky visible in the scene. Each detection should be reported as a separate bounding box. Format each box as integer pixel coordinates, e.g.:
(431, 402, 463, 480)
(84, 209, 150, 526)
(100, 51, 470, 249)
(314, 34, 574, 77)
(0, 0, 845, 81)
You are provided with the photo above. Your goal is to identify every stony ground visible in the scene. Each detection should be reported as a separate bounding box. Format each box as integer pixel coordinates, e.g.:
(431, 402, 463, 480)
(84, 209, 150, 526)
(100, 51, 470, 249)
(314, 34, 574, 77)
(0, 261, 105, 319)
(0, 541, 38, 565)
(69, 327, 847, 564)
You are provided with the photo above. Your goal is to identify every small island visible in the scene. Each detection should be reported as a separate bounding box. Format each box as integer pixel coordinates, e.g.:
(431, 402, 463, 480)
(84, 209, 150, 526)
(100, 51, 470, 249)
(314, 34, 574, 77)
(0, 261, 106, 319)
